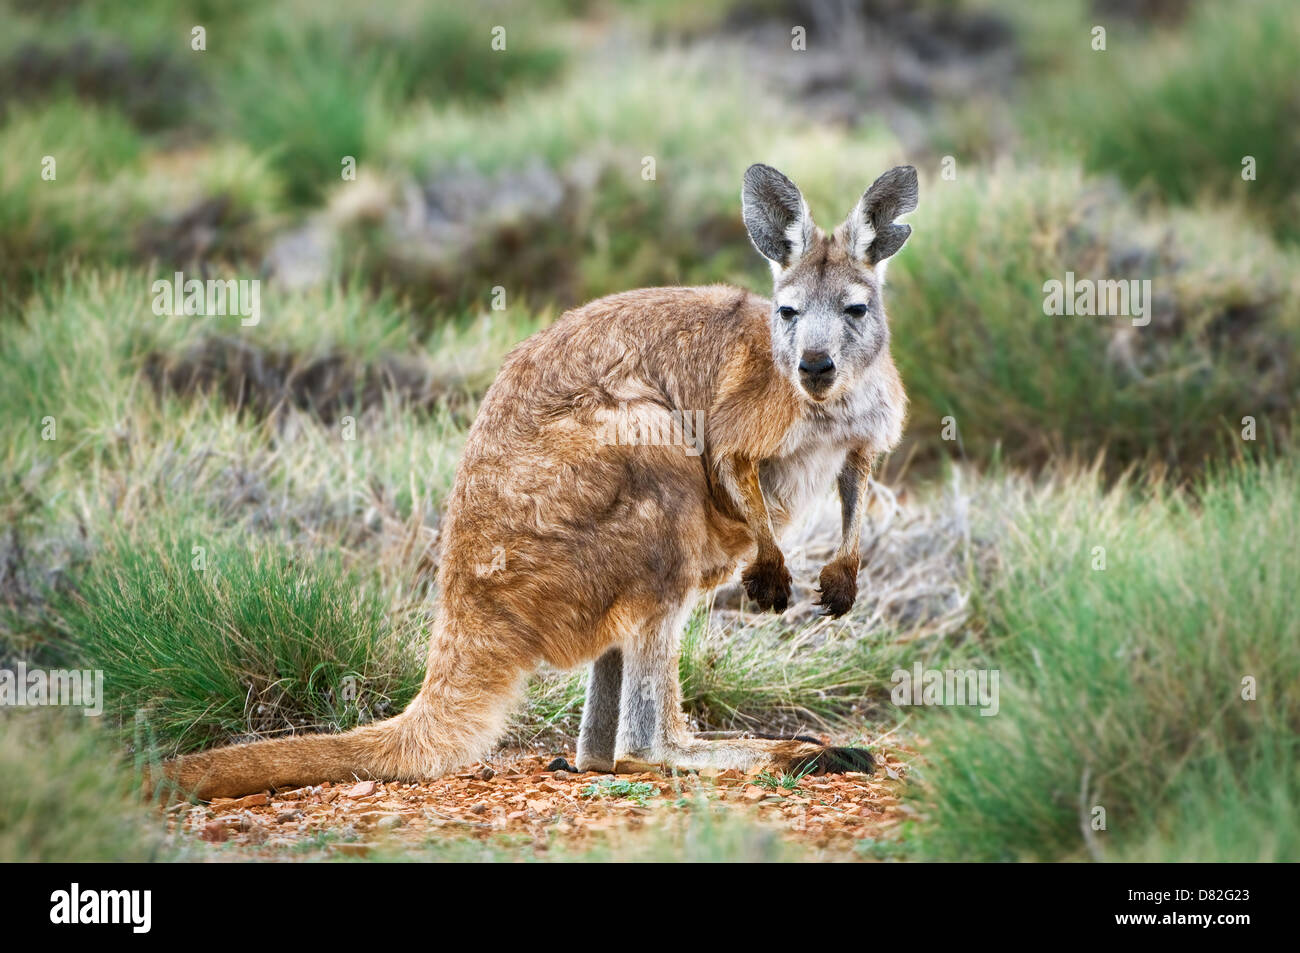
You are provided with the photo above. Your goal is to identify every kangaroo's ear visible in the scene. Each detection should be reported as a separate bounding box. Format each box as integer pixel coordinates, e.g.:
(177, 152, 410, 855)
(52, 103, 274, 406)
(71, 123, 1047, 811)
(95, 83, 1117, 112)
(842, 165, 918, 274)
(742, 164, 816, 272)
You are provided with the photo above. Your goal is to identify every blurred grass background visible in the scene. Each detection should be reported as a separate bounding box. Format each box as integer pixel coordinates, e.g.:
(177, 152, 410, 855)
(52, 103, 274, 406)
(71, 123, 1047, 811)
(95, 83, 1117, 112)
(0, 0, 1296, 861)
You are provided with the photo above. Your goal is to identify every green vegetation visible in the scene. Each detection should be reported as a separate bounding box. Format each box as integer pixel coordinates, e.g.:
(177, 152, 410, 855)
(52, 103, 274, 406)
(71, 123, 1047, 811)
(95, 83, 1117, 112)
(749, 764, 818, 793)
(580, 779, 660, 805)
(0, 711, 168, 862)
(41, 534, 423, 754)
(1029, 0, 1300, 242)
(887, 165, 1300, 473)
(915, 459, 1300, 861)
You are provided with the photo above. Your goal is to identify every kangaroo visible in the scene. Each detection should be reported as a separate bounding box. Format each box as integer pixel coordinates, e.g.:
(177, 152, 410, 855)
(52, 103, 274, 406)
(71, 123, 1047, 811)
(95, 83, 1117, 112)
(161, 163, 916, 799)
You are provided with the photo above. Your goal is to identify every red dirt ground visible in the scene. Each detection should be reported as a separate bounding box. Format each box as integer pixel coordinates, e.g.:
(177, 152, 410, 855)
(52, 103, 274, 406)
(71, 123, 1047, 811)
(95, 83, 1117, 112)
(169, 747, 915, 860)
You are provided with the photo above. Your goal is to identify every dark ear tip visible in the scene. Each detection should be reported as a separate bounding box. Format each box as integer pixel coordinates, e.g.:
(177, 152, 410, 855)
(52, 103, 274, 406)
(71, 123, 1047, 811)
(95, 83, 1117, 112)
(865, 165, 919, 202)
(891, 165, 918, 189)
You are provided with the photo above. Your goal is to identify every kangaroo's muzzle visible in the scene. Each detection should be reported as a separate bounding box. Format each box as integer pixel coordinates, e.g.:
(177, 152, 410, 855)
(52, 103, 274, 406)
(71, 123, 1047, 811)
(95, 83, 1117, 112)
(798, 349, 836, 397)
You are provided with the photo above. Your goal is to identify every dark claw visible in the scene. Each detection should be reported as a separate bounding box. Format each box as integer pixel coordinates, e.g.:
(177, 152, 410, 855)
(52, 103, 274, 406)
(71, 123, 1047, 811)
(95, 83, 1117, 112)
(741, 559, 792, 614)
(791, 746, 875, 776)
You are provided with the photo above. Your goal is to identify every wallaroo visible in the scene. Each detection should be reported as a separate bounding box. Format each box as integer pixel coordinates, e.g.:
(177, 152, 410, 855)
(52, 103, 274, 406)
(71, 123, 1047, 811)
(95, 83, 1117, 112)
(160, 163, 918, 799)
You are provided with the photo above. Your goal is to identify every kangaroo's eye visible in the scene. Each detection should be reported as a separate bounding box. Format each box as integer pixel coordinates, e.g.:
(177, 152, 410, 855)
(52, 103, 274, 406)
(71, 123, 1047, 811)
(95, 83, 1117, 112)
(844, 304, 869, 318)
(777, 306, 798, 320)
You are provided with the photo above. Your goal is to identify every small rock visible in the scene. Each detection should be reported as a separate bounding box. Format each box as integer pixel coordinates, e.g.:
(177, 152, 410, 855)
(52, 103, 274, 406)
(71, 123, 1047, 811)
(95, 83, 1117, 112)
(475, 766, 495, 781)
(469, 803, 488, 815)
(343, 780, 377, 798)
(331, 842, 371, 857)
(210, 792, 269, 813)
(200, 819, 228, 843)
(276, 810, 303, 824)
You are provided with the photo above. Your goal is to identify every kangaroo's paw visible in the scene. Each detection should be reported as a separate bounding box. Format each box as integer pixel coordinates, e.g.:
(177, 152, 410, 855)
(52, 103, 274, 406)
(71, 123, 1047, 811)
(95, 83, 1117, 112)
(741, 557, 792, 613)
(815, 557, 859, 618)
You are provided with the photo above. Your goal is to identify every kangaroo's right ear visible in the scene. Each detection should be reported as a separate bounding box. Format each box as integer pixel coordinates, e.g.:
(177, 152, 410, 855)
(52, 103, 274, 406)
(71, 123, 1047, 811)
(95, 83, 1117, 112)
(742, 164, 816, 272)
(843, 165, 919, 274)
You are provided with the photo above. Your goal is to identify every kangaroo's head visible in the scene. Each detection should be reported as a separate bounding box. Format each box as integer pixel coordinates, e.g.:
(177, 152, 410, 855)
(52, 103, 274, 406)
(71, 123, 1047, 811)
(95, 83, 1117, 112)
(741, 163, 918, 403)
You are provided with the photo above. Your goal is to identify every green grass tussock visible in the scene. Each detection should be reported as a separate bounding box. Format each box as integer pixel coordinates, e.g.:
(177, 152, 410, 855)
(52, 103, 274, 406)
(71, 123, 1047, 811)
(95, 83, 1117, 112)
(915, 459, 1300, 861)
(42, 532, 423, 754)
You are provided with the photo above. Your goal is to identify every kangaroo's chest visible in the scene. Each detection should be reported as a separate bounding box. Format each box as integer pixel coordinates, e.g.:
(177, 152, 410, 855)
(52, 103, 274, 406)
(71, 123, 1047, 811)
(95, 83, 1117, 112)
(758, 379, 901, 529)
(759, 416, 854, 529)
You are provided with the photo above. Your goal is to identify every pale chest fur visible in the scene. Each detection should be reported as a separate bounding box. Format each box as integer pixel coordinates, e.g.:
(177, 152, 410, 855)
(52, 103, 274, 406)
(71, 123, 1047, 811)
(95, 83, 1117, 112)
(759, 368, 904, 528)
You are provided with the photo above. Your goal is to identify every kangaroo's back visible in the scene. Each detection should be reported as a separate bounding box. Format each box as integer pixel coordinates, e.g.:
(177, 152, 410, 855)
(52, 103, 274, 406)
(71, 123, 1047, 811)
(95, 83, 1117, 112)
(436, 284, 799, 668)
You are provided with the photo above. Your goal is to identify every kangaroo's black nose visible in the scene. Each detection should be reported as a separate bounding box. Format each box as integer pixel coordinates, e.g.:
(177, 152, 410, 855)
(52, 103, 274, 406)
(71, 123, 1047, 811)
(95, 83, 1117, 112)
(799, 350, 835, 376)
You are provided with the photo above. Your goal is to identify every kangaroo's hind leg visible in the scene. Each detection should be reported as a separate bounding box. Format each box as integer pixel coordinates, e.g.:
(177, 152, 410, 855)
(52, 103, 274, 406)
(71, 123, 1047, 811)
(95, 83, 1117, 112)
(575, 647, 623, 772)
(613, 600, 874, 775)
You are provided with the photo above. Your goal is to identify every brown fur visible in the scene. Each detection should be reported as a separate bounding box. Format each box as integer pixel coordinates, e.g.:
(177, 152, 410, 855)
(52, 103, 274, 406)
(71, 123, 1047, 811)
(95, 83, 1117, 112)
(160, 166, 915, 800)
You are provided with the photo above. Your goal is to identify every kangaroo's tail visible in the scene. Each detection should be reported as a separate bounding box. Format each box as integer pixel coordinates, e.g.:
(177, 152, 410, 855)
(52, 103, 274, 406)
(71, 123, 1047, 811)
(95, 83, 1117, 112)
(157, 622, 522, 801)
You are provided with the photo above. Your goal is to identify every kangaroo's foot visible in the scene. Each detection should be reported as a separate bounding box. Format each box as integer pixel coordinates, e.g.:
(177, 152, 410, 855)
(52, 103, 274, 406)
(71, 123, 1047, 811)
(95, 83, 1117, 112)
(609, 603, 876, 778)
(613, 738, 873, 776)
(694, 729, 825, 745)
(693, 730, 873, 772)
(787, 745, 875, 774)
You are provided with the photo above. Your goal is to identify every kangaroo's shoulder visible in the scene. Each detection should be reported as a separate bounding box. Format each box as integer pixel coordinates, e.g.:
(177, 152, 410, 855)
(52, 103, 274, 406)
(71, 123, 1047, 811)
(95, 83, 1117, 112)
(541, 285, 796, 458)
(557, 284, 770, 335)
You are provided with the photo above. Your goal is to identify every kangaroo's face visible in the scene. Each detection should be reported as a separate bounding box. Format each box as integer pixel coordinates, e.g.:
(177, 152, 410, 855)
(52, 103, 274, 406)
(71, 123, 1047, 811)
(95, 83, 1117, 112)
(741, 164, 918, 404)
(767, 238, 887, 402)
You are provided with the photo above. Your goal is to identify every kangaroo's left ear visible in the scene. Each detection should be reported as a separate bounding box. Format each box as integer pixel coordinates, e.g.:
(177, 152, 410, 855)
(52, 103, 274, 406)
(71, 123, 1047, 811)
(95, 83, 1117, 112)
(742, 163, 817, 273)
(841, 165, 918, 276)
